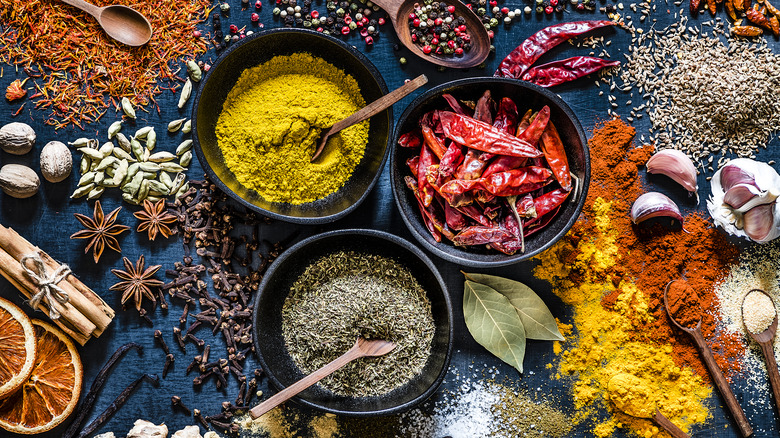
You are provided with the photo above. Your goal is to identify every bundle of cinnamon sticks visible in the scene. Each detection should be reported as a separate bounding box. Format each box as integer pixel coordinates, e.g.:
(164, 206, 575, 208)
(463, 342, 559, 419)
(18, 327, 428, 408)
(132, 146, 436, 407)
(0, 224, 114, 345)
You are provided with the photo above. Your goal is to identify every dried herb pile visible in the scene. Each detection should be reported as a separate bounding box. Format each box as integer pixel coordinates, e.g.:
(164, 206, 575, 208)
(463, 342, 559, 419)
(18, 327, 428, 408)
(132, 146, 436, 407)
(282, 251, 435, 397)
(0, 0, 211, 128)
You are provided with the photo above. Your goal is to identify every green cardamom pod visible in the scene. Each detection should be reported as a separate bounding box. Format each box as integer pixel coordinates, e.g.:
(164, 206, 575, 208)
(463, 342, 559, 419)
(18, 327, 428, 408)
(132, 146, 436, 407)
(98, 141, 114, 157)
(146, 128, 157, 151)
(113, 148, 135, 162)
(182, 120, 192, 134)
(95, 156, 119, 172)
(131, 138, 145, 161)
(122, 192, 139, 205)
(175, 182, 190, 199)
(87, 186, 105, 200)
(148, 180, 170, 195)
(135, 126, 153, 140)
(107, 121, 122, 139)
(149, 151, 176, 163)
(137, 179, 151, 201)
(121, 97, 136, 119)
(71, 183, 95, 199)
(139, 162, 161, 173)
(142, 148, 150, 162)
(160, 172, 173, 189)
(116, 133, 132, 153)
(80, 156, 91, 174)
(171, 172, 187, 193)
(179, 151, 192, 168)
(187, 60, 203, 82)
(113, 160, 129, 185)
(178, 78, 193, 109)
(176, 139, 193, 156)
(78, 147, 105, 161)
(94, 171, 105, 185)
(146, 195, 162, 203)
(168, 118, 186, 132)
(159, 162, 185, 173)
(69, 138, 92, 148)
(78, 172, 96, 186)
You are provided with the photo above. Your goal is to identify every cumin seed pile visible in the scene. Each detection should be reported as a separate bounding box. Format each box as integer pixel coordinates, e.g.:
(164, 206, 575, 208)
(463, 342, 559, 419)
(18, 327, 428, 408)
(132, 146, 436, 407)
(619, 18, 780, 169)
(281, 251, 435, 397)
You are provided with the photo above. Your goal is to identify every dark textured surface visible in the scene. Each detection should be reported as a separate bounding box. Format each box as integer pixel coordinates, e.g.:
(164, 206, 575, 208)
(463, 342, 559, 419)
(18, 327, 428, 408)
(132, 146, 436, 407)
(0, 2, 779, 437)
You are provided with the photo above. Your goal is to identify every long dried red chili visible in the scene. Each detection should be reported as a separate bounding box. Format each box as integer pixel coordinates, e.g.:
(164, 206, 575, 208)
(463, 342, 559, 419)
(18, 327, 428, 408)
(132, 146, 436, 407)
(521, 56, 621, 87)
(494, 20, 616, 79)
(438, 111, 542, 158)
(418, 144, 438, 207)
(539, 121, 572, 191)
(441, 167, 553, 197)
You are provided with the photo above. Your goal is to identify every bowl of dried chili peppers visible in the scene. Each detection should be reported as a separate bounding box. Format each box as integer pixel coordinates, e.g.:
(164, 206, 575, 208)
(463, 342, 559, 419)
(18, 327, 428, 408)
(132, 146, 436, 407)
(192, 28, 392, 224)
(391, 77, 589, 267)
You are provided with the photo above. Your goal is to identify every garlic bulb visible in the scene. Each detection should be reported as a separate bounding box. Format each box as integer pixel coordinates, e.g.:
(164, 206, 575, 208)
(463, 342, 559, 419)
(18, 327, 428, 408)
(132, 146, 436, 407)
(707, 158, 780, 243)
(631, 192, 683, 225)
(646, 149, 699, 203)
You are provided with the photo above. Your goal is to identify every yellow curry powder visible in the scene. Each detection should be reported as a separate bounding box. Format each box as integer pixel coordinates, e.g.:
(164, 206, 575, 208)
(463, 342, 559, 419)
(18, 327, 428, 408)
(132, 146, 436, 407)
(535, 198, 711, 438)
(216, 53, 368, 204)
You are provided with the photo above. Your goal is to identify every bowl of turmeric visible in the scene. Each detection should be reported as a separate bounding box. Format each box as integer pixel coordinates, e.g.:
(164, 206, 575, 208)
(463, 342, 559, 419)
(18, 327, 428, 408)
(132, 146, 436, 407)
(192, 28, 392, 224)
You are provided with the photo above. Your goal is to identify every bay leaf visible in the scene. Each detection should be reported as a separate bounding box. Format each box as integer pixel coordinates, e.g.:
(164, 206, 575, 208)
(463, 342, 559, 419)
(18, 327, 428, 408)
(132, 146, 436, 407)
(464, 272, 564, 342)
(463, 280, 527, 372)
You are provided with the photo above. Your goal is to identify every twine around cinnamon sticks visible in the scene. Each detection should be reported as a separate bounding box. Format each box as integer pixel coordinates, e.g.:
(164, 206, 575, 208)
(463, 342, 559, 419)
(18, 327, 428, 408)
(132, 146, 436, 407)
(0, 224, 114, 345)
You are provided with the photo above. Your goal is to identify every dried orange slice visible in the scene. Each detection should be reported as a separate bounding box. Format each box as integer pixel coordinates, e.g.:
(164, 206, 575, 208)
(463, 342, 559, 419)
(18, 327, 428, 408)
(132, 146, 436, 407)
(0, 319, 82, 434)
(0, 297, 36, 400)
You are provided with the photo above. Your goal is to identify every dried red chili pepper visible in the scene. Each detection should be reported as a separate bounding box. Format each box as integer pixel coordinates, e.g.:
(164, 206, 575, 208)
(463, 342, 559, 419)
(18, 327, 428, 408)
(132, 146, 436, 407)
(421, 125, 447, 159)
(442, 94, 473, 116)
(525, 206, 562, 237)
(444, 202, 468, 231)
(418, 144, 438, 207)
(438, 142, 465, 181)
(482, 106, 549, 177)
(473, 90, 495, 123)
(407, 156, 420, 178)
(691, 0, 703, 12)
(705, 0, 717, 14)
(522, 57, 621, 88)
(747, 6, 772, 28)
(765, 0, 780, 16)
(441, 167, 553, 197)
(453, 226, 514, 246)
(525, 188, 570, 226)
(455, 150, 487, 180)
(494, 20, 616, 79)
(492, 97, 520, 135)
(731, 25, 763, 36)
(769, 16, 780, 36)
(427, 164, 475, 208)
(517, 106, 550, 144)
(438, 111, 542, 158)
(726, 0, 738, 20)
(539, 121, 572, 191)
(405, 176, 442, 242)
(456, 204, 493, 227)
(398, 130, 422, 149)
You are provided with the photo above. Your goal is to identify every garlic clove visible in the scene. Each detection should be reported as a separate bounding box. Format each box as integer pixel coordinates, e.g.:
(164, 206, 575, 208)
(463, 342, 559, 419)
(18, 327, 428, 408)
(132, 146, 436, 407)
(723, 183, 762, 209)
(743, 203, 775, 242)
(719, 162, 758, 191)
(630, 192, 683, 225)
(646, 149, 698, 201)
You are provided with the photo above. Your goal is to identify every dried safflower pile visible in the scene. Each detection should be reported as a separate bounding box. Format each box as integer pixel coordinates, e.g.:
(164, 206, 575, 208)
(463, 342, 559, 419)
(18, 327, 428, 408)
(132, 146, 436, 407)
(0, 0, 211, 128)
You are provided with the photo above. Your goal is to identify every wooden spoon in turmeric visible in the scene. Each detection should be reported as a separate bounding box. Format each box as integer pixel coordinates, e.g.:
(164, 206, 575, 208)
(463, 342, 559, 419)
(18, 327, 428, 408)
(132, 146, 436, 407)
(607, 373, 690, 438)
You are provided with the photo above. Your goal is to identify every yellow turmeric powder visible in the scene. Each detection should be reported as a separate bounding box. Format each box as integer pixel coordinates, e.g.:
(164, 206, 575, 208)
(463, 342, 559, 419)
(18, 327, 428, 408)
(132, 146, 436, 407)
(534, 198, 712, 438)
(216, 53, 368, 204)
(608, 373, 656, 419)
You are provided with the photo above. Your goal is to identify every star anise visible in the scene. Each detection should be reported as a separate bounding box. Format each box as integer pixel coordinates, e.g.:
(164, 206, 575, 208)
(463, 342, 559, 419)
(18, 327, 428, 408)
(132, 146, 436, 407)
(70, 200, 130, 263)
(110, 255, 164, 312)
(133, 199, 177, 241)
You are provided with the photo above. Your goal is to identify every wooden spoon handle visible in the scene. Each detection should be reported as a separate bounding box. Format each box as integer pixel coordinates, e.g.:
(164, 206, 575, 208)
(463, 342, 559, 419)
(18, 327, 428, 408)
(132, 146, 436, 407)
(759, 340, 780, 417)
(328, 74, 428, 136)
(690, 329, 753, 437)
(248, 344, 363, 419)
(653, 409, 690, 438)
(60, 0, 102, 17)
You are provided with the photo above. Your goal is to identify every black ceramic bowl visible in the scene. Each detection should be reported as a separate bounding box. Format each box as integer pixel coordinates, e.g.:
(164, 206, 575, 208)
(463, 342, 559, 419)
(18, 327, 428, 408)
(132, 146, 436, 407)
(252, 229, 453, 416)
(192, 29, 391, 224)
(391, 78, 590, 267)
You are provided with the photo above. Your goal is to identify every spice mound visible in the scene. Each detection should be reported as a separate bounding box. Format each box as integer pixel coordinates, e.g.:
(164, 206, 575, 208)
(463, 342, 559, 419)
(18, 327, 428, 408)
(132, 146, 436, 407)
(216, 53, 368, 205)
(743, 290, 776, 334)
(281, 251, 435, 397)
(607, 373, 655, 419)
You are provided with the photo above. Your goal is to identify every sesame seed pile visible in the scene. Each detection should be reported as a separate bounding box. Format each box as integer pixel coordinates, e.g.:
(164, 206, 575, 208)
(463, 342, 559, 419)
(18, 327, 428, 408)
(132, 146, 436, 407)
(743, 290, 776, 335)
(618, 18, 780, 170)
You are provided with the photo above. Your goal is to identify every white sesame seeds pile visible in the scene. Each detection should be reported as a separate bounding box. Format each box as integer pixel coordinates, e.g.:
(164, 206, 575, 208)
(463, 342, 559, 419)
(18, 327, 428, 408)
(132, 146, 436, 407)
(617, 17, 780, 171)
(743, 290, 776, 335)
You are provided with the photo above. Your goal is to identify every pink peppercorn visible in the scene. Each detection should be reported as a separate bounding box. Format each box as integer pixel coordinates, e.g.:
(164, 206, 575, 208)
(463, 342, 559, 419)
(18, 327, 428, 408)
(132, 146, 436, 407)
(447, 40, 455, 48)
(360, 28, 369, 36)
(455, 47, 463, 55)
(317, 26, 324, 31)
(409, 12, 416, 19)
(431, 37, 439, 45)
(489, 1, 497, 6)
(240, 34, 246, 38)
(341, 26, 350, 34)
(550, 0, 558, 6)
(411, 33, 418, 42)
(378, 17, 385, 24)
(365, 36, 374, 45)
(361, 17, 369, 24)
(193, 30, 202, 37)
(487, 30, 494, 39)
(229, 24, 238, 34)
(422, 45, 432, 54)
(251, 13, 259, 21)
(344, 15, 352, 24)
(434, 17, 443, 25)
(545, 5, 553, 13)
(576, 3, 585, 9)
(448, 5, 455, 12)
(311, 10, 319, 18)
(255, 0, 262, 7)
(413, 18, 421, 26)
(501, 6, 509, 13)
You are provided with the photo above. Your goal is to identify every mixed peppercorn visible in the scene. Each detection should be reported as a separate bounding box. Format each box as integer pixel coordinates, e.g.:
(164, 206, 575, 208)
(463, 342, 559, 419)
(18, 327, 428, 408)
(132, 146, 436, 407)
(408, 1, 471, 56)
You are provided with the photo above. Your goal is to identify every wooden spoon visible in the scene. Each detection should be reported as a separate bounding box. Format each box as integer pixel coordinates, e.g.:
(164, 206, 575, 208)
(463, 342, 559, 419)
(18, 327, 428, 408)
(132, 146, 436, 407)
(742, 289, 780, 417)
(248, 337, 396, 418)
(60, 0, 153, 47)
(311, 74, 428, 162)
(607, 373, 690, 438)
(369, 0, 490, 68)
(664, 281, 754, 438)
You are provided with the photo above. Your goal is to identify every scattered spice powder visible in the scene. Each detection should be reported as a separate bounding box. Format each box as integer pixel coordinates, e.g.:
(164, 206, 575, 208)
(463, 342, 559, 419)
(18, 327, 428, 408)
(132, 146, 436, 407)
(0, 0, 211, 128)
(533, 118, 744, 437)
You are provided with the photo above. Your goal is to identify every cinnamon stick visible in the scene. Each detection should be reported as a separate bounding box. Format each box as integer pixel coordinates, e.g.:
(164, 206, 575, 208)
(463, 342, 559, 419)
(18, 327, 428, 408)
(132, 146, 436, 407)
(0, 246, 91, 345)
(0, 225, 113, 335)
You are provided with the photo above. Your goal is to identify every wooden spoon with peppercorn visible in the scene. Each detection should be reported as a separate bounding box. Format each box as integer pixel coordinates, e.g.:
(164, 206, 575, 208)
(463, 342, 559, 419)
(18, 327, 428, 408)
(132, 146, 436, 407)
(312, 74, 428, 161)
(59, 0, 153, 47)
(370, 0, 490, 68)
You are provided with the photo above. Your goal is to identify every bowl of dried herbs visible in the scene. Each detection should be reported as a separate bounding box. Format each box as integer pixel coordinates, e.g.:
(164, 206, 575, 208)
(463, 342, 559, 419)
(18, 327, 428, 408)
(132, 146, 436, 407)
(252, 229, 453, 416)
(192, 28, 392, 224)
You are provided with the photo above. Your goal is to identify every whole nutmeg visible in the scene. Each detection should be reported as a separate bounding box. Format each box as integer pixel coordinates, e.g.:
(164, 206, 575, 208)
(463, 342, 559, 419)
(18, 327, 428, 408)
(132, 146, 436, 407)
(40, 141, 72, 183)
(0, 164, 40, 198)
(0, 122, 36, 155)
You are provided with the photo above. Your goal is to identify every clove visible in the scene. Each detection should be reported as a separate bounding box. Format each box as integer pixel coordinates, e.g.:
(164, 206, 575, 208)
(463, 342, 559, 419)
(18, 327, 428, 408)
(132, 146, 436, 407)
(630, 192, 683, 225)
(171, 395, 191, 415)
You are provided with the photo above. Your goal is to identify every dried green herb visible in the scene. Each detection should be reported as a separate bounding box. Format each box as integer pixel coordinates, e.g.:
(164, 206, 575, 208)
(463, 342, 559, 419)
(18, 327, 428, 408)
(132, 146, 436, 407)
(463, 280, 527, 372)
(281, 251, 435, 397)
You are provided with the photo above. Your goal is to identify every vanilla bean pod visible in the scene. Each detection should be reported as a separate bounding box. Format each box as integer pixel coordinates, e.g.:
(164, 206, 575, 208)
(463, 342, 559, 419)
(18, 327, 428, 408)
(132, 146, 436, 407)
(62, 343, 143, 438)
(77, 374, 160, 438)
